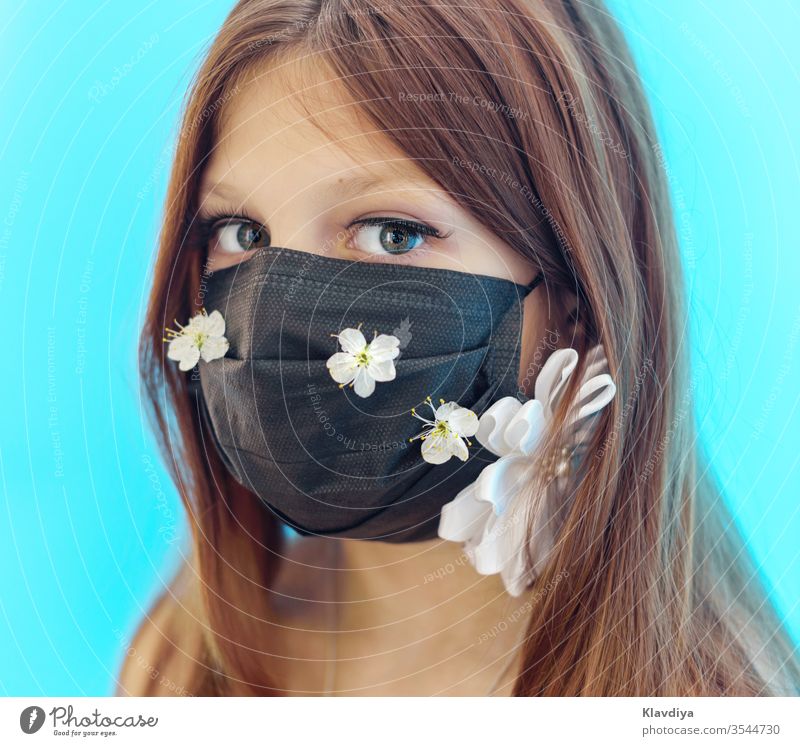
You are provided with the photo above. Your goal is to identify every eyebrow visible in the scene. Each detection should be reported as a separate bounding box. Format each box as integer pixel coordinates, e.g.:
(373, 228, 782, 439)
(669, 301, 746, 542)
(198, 180, 241, 203)
(322, 173, 386, 201)
(199, 164, 426, 206)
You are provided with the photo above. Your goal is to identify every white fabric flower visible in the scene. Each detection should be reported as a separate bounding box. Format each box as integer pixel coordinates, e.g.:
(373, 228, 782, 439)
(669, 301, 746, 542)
(437, 344, 616, 596)
(410, 396, 479, 464)
(326, 326, 400, 398)
(165, 308, 229, 371)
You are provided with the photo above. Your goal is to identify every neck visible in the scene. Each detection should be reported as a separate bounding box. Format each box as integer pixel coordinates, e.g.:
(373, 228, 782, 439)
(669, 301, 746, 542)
(326, 534, 530, 694)
(338, 534, 503, 603)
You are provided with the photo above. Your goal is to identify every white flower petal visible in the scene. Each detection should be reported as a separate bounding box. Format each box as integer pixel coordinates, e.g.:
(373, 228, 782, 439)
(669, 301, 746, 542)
(337, 327, 367, 355)
(366, 357, 396, 382)
(572, 373, 616, 423)
(503, 398, 546, 455)
(368, 334, 400, 360)
(448, 407, 478, 437)
(449, 436, 469, 461)
(475, 397, 522, 457)
(326, 352, 358, 384)
(536, 348, 578, 417)
(177, 345, 201, 371)
(199, 335, 229, 362)
(495, 505, 534, 596)
(469, 461, 531, 576)
(438, 484, 492, 543)
(435, 401, 459, 421)
(421, 433, 453, 464)
(203, 309, 226, 337)
(166, 335, 196, 362)
(352, 366, 376, 398)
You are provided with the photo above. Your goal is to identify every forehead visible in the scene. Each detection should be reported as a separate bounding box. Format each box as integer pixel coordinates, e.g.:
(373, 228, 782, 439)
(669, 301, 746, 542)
(201, 51, 431, 198)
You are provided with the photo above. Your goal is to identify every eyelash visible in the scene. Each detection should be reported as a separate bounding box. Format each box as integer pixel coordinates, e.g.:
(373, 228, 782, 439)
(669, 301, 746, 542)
(196, 210, 252, 243)
(348, 216, 445, 239)
(195, 211, 452, 250)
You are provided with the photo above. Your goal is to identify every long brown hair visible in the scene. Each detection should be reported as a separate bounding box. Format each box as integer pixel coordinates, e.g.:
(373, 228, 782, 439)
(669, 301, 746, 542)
(125, 0, 800, 695)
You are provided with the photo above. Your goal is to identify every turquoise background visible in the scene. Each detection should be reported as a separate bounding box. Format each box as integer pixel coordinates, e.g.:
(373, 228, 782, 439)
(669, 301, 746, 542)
(1, 1, 798, 695)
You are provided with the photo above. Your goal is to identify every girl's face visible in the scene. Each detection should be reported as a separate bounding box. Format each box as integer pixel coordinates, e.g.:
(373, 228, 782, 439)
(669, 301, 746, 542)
(198, 53, 549, 389)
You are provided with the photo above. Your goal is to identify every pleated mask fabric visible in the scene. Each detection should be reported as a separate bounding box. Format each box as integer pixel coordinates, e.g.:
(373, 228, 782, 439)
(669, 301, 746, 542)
(196, 246, 543, 542)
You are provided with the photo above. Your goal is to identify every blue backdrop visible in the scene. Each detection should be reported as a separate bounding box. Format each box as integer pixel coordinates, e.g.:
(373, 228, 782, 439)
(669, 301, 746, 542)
(1, 1, 798, 695)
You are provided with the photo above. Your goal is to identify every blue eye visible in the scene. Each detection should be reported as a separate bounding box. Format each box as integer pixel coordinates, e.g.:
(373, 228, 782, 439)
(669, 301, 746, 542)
(201, 216, 270, 256)
(347, 217, 442, 255)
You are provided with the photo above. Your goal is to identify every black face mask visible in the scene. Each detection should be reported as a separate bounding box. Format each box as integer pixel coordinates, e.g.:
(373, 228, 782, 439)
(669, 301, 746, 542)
(196, 246, 543, 542)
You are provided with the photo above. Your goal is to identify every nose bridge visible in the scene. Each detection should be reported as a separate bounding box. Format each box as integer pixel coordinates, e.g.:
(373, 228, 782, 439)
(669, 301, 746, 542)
(262, 196, 333, 256)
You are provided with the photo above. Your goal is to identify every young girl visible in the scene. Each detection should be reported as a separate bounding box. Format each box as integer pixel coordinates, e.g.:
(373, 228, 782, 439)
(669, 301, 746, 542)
(120, 0, 800, 695)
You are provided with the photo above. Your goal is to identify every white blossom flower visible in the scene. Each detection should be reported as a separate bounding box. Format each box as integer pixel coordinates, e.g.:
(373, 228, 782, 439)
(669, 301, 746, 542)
(437, 344, 616, 596)
(410, 396, 479, 464)
(164, 308, 229, 371)
(326, 326, 400, 398)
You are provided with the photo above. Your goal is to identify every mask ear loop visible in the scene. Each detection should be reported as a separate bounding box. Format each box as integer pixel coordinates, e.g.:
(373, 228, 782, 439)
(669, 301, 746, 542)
(525, 271, 545, 295)
(485, 270, 546, 403)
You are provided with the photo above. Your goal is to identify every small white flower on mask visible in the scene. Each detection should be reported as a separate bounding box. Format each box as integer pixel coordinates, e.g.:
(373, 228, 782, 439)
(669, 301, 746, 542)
(410, 396, 479, 464)
(326, 325, 400, 398)
(164, 308, 229, 371)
